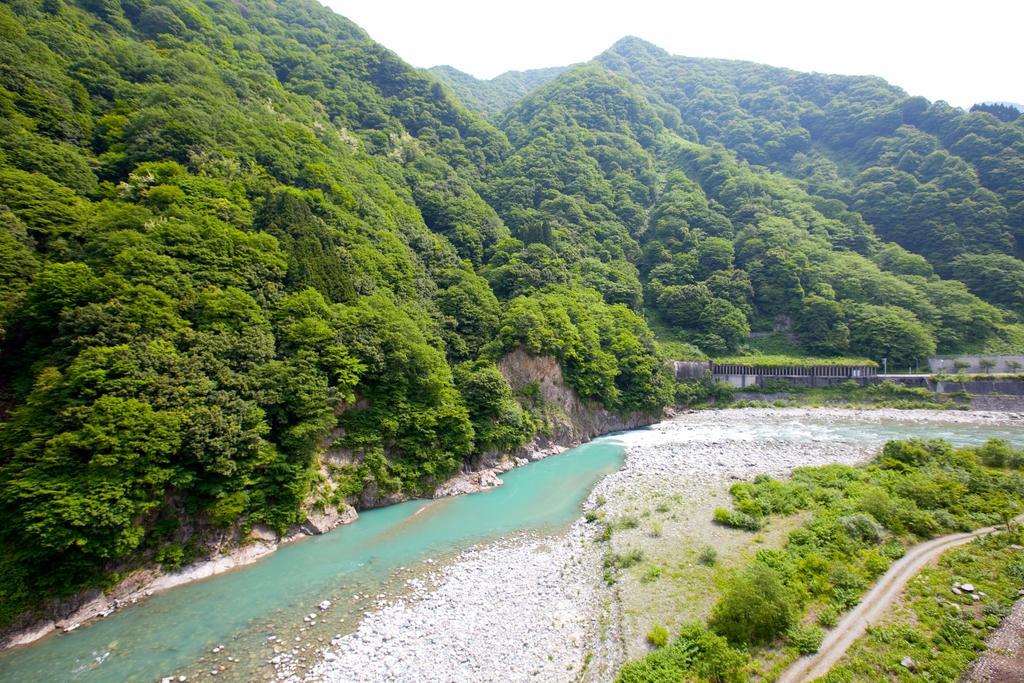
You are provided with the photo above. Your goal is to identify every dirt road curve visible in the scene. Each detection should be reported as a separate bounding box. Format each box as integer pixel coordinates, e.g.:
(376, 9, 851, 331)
(778, 517, 1022, 683)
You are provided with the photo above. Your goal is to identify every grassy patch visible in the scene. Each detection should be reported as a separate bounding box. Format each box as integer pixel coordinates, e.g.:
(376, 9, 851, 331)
(713, 355, 878, 368)
(615, 437, 1024, 680)
(821, 530, 1024, 682)
(734, 379, 958, 410)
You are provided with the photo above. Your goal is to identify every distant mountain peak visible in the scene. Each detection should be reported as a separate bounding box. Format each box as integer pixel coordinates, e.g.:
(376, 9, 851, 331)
(605, 35, 669, 57)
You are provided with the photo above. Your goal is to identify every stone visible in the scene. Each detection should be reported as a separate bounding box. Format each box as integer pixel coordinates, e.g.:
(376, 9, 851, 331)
(433, 470, 503, 498)
(319, 600, 331, 610)
(302, 505, 357, 535)
(901, 656, 916, 671)
(250, 524, 277, 542)
(952, 587, 962, 595)
(961, 583, 975, 593)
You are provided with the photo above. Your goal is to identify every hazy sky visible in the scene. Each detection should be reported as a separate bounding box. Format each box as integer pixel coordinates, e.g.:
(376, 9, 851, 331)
(323, 0, 1022, 109)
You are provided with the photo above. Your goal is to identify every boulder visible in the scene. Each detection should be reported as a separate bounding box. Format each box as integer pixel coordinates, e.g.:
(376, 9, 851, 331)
(301, 504, 358, 535)
(433, 470, 503, 498)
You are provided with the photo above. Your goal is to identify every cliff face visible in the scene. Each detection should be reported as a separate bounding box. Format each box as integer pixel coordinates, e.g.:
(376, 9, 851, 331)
(488, 348, 658, 463)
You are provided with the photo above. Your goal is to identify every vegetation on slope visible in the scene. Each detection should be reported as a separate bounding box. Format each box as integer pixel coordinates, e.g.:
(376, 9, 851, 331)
(822, 531, 1024, 682)
(428, 64, 566, 120)
(0, 0, 666, 626)
(617, 438, 1024, 681)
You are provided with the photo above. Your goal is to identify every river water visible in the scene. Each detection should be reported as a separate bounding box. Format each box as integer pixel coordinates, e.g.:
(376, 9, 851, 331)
(2, 413, 1023, 682)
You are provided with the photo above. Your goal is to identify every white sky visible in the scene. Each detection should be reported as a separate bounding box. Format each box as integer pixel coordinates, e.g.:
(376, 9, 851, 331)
(322, 0, 1022, 109)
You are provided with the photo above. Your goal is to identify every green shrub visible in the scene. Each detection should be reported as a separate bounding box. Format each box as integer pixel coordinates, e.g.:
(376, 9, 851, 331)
(154, 542, 185, 570)
(698, 545, 718, 566)
(709, 563, 797, 645)
(860, 549, 890, 578)
(617, 515, 640, 530)
(978, 438, 1023, 468)
(605, 549, 644, 571)
(838, 513, 882, 544)
(646, 625, 669, 648)
(618, 624, 745, 683)
(1007, 558, 1024, 581)
(879, 539, 906, 560)
(786, 624, 824, 654)
(713, 508, 763, 531)
(641, 564, 664, 583)
(817, 603, 841, 628)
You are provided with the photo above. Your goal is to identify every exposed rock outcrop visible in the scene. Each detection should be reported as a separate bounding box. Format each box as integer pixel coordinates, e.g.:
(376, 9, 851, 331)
(433, 469, 503, 498)
(300, 504, 358, 535)
(491, 348, 658, 463)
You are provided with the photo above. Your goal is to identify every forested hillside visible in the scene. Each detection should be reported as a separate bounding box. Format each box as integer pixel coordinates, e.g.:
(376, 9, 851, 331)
(429, 64, 565, 119)
(594, 38, 1024, 314)
(1, 0, 1023, 627)
(0, 0, 666, 626)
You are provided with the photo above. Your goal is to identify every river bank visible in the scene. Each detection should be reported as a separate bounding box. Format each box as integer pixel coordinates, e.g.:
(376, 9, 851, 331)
(303, 408, 1024, 682)
(1, 409, 652, 653)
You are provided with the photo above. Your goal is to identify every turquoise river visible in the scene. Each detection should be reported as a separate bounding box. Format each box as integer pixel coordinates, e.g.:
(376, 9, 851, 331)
(2, 415, 1024, 682)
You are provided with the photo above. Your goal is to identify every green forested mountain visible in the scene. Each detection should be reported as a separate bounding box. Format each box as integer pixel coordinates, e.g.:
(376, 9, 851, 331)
(1, 1, 1023, 626)
(595, 38, 1024, 300)
(428, 64, 566, 119)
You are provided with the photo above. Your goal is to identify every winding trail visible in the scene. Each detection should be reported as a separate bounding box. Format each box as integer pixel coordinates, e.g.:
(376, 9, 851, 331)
(779, 516, 1023, 683)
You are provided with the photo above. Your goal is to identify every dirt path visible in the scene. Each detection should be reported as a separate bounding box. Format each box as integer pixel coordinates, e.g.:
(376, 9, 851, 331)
(778, 517, 1022, 683)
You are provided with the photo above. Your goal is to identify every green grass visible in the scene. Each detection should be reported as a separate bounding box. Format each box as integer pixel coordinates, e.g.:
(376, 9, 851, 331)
(732, 379, 958, 410)
(821, 530, 1024, 682)
(713, 354, 878, 368)
(615, 438, 1024, 681)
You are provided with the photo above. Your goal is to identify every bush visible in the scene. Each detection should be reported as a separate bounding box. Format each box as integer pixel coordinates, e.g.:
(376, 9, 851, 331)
(698, 545, 718, 566)
(641, 565, 663, 583)
(617, 515, 640, 530)
(605, 549, 644, 571)
(709, 563, 797, 645)
(154, 542, 185, 570)
(978, 439, 1020, 468)
(879, 539, 906, 560)
(838, 513, 882, 544)
(618, 623, 745, 683)
(817, 603, 841, 628)
(860, 549, 890, 578)
(646, 625, 669, 648)
(713, 508, 763, 531)
(786, 624, 824, 654)
(901, 508, 940, 538)
(1007, 558, 1024, 581)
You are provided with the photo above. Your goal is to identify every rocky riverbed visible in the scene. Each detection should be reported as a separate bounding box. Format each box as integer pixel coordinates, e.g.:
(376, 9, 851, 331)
(300, 408, 1024, 682)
